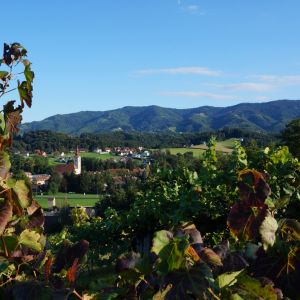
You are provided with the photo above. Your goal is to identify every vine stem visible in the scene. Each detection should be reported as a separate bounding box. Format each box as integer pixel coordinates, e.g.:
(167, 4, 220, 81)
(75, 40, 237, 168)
(207, 287, 221, 300)
(73, 289, 83, 300)
(1, 235, 9, 257)
(0, 87, 17, 96)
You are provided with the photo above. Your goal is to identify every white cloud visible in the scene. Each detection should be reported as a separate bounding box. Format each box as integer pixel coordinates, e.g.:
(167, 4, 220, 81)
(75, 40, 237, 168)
(220, 82, 274, 92)
(254, 74, 300, 85)
(160, 91, 236, 100)
(135, 67, 222, 76)
(186, 5, 199, 12)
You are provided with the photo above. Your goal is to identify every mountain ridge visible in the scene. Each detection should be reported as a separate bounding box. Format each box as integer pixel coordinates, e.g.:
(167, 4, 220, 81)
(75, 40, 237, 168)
(21, 99, 300, 134)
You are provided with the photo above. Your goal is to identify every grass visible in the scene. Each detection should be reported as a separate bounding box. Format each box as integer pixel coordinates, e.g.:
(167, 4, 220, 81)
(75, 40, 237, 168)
(47, 152, 119, 166)
(165, 138, 237, 156)
(165, 148, 206, 157)
(80, 152, 119, 160)
(35, 193, 100, 209)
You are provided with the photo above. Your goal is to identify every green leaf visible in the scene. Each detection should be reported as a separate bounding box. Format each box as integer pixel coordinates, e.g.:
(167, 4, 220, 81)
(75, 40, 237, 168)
(0, 257, 9, 274)
(0, 235, 18, 256)
(19, 229, 42, 252)
(18, 80, 32, 108)
(156, 236, 189, 275)
(24, 64, 34, 83)
(234, 274, 278, 300)
(0, 113, 6, 134)
(162, 263, 214, 300)
(216, 270, 244, 289)
(10, 281, 53, 300)
(0, 71, 8, 80)
(152, 230, 173, 255)
(259, 215, 278, 250)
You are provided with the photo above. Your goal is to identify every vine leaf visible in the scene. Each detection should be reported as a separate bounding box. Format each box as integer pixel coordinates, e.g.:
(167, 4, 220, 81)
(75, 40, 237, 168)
(19, 229, 42, 252)
(199, 247, 223, 267)
(278, 219, 300, 241)
(0, 71, 8, 80)
(185, 246, 200, 262)
(11, 179, 32, 209)
(216, 270, 244, 289)
(162, 263, 214, 300)
(227, 201, 268, 241)
(252, 243, 300, 299)
(27, 207, 44, 229)
(156, 236, 189, 275)
(0, 235, 18, 256)
(0, 256, 9, 273)
(152, 230, 173, 255)
(67, 258, 79, 284)
(228, 170, 272, 242)
(18, 80, 33, 108)
(45, 256, 53, 281)
(232, 274, 279, 300)
(0, 150, 11, 179)
(0, 200, 12, 234)
(3, 101, 22, 135)
(24, 63, 34, 84)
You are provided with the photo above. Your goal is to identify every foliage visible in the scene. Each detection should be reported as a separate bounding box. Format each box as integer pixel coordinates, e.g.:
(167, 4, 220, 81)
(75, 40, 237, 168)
(98, 170, 299, 299)
(0, 43, 89, 299)
(14, 128, 276, 153)
(71, 207, 89, 226)
(281, 117, 300, 158)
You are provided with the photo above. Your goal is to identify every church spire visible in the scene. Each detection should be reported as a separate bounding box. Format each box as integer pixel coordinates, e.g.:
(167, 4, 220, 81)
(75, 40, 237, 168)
(76, 146, 80, 157)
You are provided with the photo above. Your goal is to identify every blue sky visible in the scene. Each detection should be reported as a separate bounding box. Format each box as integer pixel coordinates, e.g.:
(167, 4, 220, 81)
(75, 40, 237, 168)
(2, 0, 300, 122)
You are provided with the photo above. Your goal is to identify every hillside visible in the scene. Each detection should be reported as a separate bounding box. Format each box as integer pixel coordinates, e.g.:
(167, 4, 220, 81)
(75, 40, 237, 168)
(21, 100, 300, 134)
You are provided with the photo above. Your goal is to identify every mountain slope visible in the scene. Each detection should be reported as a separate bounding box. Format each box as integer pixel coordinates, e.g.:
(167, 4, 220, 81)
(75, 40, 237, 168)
(21, 100, 300, 134)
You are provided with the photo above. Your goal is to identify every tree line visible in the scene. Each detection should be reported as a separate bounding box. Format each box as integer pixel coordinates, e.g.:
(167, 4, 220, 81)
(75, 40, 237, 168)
(14, 128, 277, 153)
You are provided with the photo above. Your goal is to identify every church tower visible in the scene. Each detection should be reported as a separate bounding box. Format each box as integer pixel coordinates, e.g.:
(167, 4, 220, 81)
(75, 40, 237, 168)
(74, 147, 81, 175)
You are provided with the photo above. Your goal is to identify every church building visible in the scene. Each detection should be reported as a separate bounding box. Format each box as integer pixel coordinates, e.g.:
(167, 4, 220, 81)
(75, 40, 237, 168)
(54, 147, 81, 175)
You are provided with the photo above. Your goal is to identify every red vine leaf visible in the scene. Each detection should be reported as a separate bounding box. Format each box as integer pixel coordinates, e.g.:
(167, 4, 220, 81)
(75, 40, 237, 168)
(228, 169, 271, 241)
(27, 207, 44, 229)
(3, 101, 22, 135)
(228, 201, 268, 240)
(45, 256, 53, 281)
(67, 258, 79, 284)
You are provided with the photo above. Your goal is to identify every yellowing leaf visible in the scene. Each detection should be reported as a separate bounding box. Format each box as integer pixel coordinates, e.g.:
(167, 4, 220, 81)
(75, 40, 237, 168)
(19, 229, 42, 252)
(152, 230, 173, 255)
(216, 270, 244, 288)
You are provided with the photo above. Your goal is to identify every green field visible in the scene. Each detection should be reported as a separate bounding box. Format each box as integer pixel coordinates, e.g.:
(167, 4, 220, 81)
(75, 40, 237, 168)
(35, 193, 100, 209)
(165, 148, 206, 157)
(48, 152, 119, 166)
(80, 152, 119, 160)
(165, 138, 237, 156)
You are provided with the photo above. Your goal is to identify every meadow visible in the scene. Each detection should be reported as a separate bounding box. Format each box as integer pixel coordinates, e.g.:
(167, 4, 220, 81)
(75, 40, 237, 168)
(35, 193, 100, 209)
(164, 138, 236, 156)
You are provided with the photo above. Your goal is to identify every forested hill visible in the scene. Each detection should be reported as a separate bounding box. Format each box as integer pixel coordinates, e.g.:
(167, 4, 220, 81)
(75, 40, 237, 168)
(21, 100, 300, 134)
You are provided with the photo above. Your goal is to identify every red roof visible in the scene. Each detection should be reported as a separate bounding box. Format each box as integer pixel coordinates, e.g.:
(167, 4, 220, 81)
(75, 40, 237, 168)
(54, 163, 75, 174)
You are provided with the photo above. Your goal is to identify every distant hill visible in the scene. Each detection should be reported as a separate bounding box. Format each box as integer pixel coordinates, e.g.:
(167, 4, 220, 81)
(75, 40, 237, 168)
(21, 100, 300, 134)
